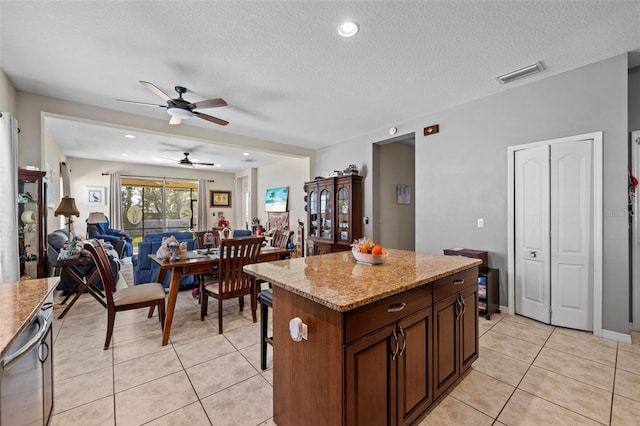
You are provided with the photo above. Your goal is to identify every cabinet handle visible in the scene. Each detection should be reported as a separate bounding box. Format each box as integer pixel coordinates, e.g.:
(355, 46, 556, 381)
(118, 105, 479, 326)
(391, 329, 399, 360)
(454, 279, 465, 286)
(461, 296, 467, 317)
(387, 302, 406, 313)
(398, 327, 406, 357)
(455, 296, 463, 320)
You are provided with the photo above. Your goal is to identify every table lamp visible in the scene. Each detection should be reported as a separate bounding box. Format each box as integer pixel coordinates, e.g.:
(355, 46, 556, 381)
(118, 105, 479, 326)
(54, 196, 80, 237)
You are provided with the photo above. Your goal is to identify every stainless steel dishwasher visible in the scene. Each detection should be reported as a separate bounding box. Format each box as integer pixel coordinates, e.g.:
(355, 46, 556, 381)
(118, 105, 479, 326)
(0, 293, 54, 426)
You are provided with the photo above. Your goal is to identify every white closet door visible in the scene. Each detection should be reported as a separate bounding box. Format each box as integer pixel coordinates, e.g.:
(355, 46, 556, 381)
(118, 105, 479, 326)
(550, 140, 593, 330)
(515, 145, 551, 324)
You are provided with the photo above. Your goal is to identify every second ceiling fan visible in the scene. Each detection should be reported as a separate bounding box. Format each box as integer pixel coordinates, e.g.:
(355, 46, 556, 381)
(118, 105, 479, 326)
(117, 81, 228, 126)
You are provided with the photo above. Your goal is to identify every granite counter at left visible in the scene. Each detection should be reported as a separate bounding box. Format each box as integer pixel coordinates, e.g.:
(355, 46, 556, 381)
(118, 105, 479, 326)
(0, 277, 58, 358)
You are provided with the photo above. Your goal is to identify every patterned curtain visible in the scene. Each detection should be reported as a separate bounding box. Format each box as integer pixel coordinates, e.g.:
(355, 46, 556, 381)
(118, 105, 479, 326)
(198, 179, 208, 231)
(109, 172, 122, 229)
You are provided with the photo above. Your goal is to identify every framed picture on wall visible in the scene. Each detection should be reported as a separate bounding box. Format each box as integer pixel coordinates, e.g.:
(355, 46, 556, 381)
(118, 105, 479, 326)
(85, 186, 106, 206)
(396, 184, 411, 205)
(210, 190, 232, 207)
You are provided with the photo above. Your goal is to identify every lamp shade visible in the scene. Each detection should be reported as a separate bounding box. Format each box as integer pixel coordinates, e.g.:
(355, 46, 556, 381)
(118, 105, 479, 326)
(87, 211, 108, 224)
(54, 196, 80, 218)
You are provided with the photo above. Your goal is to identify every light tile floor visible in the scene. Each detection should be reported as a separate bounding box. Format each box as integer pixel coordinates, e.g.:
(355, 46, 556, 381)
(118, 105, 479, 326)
(51, 289, 640, 425)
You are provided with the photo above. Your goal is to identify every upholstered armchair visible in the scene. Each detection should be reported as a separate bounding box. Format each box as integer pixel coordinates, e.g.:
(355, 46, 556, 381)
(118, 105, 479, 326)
(86, 213, 133, 257)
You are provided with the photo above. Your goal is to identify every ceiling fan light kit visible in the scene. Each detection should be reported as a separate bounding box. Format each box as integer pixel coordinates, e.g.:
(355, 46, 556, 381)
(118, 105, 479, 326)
(117, 81, 229, 126)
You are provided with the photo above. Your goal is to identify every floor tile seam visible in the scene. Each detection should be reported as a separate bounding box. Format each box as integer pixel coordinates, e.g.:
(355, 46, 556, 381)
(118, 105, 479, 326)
(486, 327, 549, 347)
(500, 315, 555, 332)
(477, 345, 536, 368)
(110, 328, 164, 346)
(49, 394, 114, 420)
(551, 328, 619, 350)
(617, 344, 640, 355)
(110, 340, 174, 365)
(484, 329, 548, 348)
(609, 345, 619, 426)
(176, 347, 238, 370)
(195, 371, 263, 401)
(113, 363, 185, 394)
(529, 361, 614, 393)
(511, 388, 609, 426)
(541, 342, 617, 368)
(448, 392, 500, 421)
(134, 400, 210, 426)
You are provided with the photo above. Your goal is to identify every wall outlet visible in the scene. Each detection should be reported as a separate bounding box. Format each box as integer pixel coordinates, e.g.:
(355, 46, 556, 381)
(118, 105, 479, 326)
(477, 218, 485, 228)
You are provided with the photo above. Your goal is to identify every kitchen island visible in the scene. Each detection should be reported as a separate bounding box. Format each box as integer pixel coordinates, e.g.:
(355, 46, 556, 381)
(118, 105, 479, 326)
(244, 249, 481, 426)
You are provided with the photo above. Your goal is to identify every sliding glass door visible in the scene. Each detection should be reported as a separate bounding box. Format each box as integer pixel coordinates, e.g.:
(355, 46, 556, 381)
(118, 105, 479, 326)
(120, 177, 198, 249)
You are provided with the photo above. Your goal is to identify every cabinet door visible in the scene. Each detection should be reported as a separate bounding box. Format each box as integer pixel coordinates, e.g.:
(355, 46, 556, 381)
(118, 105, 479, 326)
(345, 324, 396, 426)
(18, 169, 47, 278)
(336, 182, 351, 243)
(433, 293, 459, 399)
(319, 186, 333, 240)
(308, 189, 318, 238)
(396, 308, 432, 426)
(459, 285, 479, 372)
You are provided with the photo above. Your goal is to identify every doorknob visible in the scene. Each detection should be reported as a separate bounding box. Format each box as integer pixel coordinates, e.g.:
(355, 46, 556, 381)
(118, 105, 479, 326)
(530, 251, 537, 258)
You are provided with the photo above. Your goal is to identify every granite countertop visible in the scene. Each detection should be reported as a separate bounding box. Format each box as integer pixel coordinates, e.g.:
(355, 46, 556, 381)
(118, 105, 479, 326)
(244, 249, 481, 312)
(0, 277, 58, 358)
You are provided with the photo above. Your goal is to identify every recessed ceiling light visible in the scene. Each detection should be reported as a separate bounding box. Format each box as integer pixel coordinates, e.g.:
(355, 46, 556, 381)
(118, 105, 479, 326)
(338, 21, 359, 37)
(124, 134, 136, 139)
(121, 153, 129, 157)
(242, 152, 250, 156)
(214, 164, 221, 167)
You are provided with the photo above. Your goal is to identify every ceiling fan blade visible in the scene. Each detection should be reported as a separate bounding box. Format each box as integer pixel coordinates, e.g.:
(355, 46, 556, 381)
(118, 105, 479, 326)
(116, 99, 166, 108)
(188, 98, 227, 109)
(140, 80, 172, 102)
(169, 116, 181, 125)
(193, 161, 215, 166)
(193, 111, 229, 126)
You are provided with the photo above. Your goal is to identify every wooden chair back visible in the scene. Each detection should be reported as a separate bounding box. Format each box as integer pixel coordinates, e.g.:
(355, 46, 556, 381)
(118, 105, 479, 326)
(272, 229, 294, 249)
(217, 237, 263, 296)
(83, 239, 117, 308)
(195, 231, 220, 249)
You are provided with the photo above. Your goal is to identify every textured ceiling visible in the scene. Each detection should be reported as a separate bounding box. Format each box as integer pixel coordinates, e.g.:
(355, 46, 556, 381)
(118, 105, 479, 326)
(1, 1, 640, 169)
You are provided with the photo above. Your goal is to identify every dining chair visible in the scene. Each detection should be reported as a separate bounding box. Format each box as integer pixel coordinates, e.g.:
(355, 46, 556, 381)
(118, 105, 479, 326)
(272, 229, 294, 249)
(199, 236, 263, 333)
(83, 239, 166, 349)
(193, 231, 221, 299)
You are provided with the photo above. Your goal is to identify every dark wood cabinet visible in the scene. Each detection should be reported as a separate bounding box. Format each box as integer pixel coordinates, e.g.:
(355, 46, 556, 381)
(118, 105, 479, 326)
(305, 175, 363, 255)
(344, 286, 432, 426)
(433, 269, 479, 399)
(271, 263, 478, 426)
(18, 168, 47, 279)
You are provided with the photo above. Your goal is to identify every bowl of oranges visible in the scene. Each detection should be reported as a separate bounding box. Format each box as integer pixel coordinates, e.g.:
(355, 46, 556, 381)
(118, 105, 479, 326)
(351, 238, 388, 265)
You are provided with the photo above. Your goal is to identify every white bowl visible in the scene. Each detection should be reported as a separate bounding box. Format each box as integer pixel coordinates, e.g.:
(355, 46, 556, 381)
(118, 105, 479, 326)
(352, 248, 389, 265)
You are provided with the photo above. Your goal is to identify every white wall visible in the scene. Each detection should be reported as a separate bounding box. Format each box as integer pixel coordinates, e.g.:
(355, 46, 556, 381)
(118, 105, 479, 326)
(630, 66, 640, 132)
(317, 54, 630, 334)
(0, 69, 17, 115)
(64, 157, 236, 237)
(42, 127, 67, 233)
(257, 157, 310, 232)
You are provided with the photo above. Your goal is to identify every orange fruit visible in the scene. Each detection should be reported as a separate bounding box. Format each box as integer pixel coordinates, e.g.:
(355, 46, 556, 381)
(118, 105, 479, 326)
(359, 245, 369, 253)
(371, 245, 383, 255)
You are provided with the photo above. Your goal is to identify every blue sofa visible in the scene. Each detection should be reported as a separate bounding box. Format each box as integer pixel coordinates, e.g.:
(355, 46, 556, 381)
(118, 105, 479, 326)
(132, 231, 197, 289)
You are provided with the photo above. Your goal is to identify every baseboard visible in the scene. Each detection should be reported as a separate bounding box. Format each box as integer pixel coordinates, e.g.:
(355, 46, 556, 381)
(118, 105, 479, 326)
(498, 305, 510, 315)
(600, 328, 632, 344)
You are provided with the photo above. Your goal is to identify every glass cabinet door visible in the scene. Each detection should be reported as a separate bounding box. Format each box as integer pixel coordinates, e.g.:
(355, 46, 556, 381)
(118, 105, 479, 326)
(320, 189, 332, 239)
(337, 186, 350, 242)
(309, 190, 318, 237)
(18, 169, 46, 279)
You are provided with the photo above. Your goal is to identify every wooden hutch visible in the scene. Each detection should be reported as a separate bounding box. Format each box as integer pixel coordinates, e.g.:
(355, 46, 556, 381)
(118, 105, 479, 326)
(304, 175, 363, 256)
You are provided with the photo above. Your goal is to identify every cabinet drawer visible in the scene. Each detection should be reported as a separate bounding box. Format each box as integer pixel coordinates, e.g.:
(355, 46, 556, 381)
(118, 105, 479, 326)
(344, 285, 432, 343)
(432, 267, 478, 303)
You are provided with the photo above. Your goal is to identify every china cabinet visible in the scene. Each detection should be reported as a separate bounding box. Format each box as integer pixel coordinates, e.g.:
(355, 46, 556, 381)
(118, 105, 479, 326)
(304, 175, 363, 255)
(18, 168, 47, 279)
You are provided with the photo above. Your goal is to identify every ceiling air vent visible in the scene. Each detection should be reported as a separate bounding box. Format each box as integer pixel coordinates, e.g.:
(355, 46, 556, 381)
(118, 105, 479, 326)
(495, 62, 544, 84)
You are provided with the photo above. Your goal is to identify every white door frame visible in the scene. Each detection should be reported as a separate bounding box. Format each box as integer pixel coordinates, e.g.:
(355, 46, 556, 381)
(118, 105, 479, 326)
(632, 131, 640, 331)
(507, 132, 603, 336)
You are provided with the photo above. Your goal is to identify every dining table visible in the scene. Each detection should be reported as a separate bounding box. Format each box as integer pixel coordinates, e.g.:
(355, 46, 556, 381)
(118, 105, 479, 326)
(149, 245, 293, 345)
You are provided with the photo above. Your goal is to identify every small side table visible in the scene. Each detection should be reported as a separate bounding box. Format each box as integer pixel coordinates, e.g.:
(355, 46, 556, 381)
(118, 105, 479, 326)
(56, 256, 107, 319)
